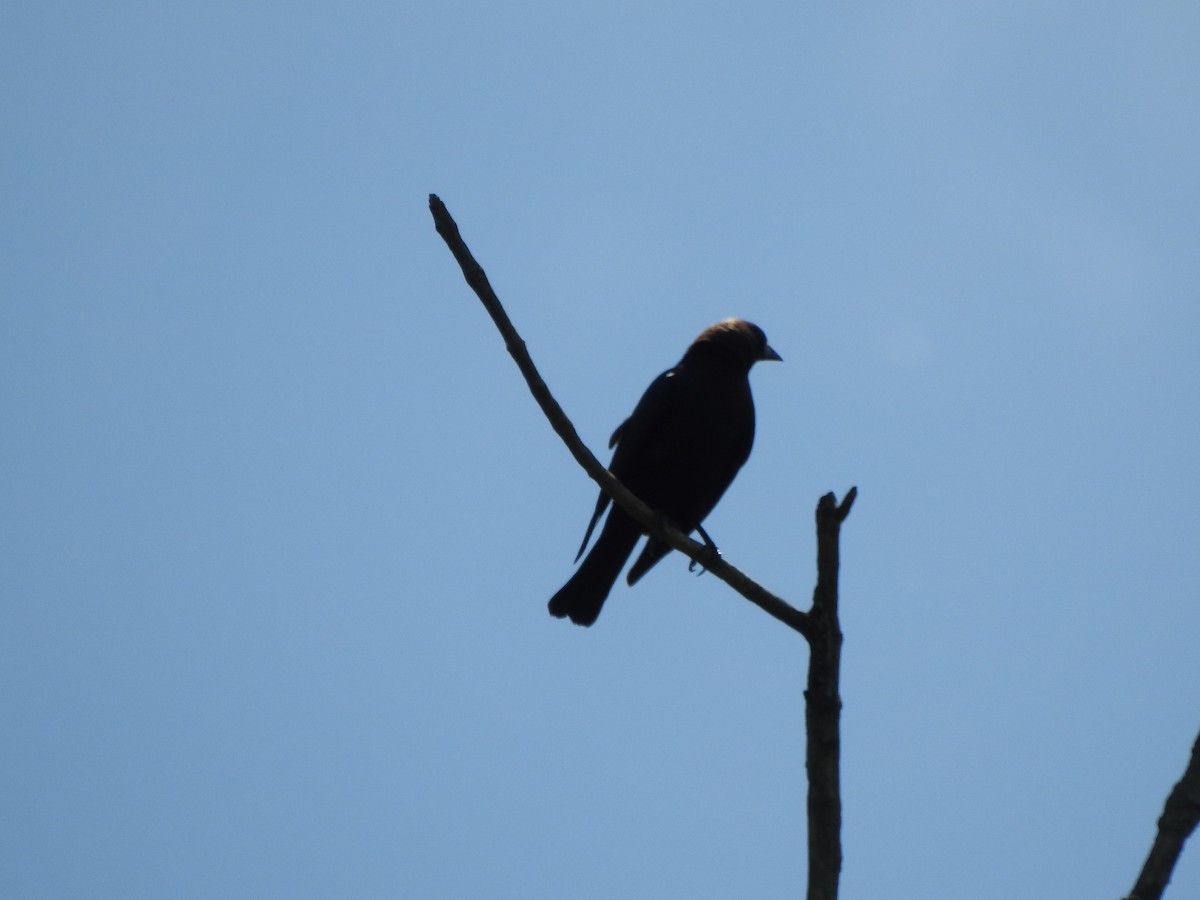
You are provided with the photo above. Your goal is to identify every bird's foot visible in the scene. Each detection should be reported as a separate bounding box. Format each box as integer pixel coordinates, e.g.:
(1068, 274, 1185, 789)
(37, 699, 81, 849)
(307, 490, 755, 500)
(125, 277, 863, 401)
(688, 525, 721, 576)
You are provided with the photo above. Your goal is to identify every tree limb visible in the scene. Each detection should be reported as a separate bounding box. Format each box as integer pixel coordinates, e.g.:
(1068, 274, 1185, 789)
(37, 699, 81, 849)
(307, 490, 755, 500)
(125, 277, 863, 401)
(805, 488, 856, 900)
(430, 194, 856, 900)
(429, 194, 812, 636)
(1125, 726, 1200, 900)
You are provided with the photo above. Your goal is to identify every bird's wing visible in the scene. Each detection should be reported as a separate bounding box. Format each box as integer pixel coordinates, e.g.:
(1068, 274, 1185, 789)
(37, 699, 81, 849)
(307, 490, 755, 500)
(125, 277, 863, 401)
(573, 368, 680, 562)
(607, 369, 680, 466)
(608, 419, 626, 449)
(574, 490, 610, 562)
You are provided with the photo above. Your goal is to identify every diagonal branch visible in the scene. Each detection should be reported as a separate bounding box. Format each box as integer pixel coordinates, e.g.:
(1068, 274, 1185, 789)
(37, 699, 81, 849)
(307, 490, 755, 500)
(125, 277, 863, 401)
(429, 193, 812, 636)
(1125, 726, 1200, 900)
(431, 194, 858, 900)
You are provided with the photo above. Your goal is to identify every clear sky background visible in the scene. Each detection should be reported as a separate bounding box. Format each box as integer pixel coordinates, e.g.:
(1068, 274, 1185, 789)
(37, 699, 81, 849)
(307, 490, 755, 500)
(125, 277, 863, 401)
(3, 3, 1199, 898)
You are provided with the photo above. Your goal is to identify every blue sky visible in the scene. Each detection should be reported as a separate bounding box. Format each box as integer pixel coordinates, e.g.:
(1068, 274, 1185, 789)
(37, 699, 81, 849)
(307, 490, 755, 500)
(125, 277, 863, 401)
(3, 2, 1199, 898)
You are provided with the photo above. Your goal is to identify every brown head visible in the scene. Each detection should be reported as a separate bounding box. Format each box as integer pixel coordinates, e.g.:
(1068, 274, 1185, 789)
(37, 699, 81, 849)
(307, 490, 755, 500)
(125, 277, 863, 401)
(685, 318, 782, 369)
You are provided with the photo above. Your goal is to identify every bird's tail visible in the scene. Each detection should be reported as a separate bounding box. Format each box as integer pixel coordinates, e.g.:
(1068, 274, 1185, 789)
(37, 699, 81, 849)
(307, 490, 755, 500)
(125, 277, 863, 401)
(548, 514, 640, 627)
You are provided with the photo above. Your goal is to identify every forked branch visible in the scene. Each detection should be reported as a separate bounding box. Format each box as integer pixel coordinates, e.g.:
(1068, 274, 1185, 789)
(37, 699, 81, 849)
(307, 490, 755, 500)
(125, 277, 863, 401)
(430, 194, 856, 900)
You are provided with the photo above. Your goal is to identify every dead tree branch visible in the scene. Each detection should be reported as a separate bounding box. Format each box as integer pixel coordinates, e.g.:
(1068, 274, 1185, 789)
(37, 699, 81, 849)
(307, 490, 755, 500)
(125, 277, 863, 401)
(429, 194, 855, 900)
(805, 489, 855, 900)
(1125, 726, 1200, 900)
(429, 193, 811, 636)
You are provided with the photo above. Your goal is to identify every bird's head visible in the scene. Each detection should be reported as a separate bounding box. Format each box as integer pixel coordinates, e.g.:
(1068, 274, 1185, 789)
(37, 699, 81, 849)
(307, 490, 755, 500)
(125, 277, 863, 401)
(688, 318, 782, 368)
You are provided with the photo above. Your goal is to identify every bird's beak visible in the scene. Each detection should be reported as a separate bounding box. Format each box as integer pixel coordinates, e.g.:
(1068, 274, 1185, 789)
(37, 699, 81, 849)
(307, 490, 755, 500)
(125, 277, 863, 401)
(760, 345, 782, 362)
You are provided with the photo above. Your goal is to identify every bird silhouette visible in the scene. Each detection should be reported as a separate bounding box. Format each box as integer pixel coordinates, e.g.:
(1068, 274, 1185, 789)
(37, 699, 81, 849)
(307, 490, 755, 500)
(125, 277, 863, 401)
(548, 318, 780, 626)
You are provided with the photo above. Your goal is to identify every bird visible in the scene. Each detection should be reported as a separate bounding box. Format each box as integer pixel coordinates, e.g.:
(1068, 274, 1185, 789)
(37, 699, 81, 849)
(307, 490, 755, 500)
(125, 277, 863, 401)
(548, 318, 781, 626)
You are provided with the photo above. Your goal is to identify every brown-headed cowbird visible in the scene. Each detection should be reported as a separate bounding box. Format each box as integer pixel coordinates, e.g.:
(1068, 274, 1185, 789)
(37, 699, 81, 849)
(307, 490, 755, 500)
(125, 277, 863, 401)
(548, 318, 781, 626)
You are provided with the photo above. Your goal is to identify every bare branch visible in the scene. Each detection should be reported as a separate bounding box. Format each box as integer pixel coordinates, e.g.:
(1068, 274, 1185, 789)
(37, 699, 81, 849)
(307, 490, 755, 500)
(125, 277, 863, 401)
(429, 194, 811, 635)
(431, 195, 859, 899)
(805, 488, 856, 900)
(1125, 727, 1200, 900)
